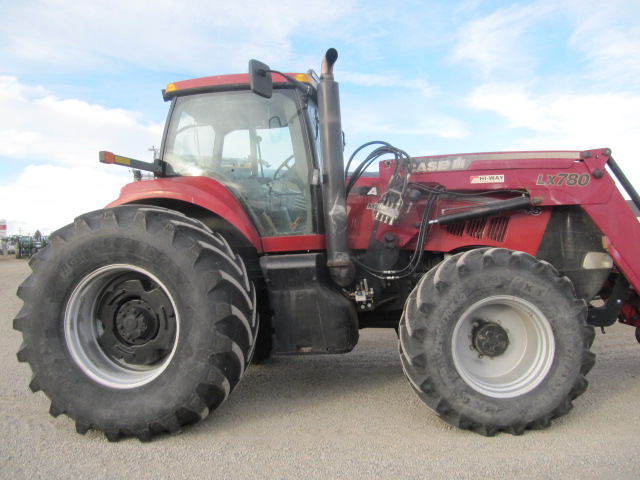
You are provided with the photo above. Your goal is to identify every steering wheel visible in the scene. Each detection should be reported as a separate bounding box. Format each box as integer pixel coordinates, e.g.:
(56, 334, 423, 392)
(273, 154, 295, 181)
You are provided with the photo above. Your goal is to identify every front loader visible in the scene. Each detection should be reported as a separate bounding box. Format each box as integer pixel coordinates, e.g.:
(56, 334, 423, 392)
(14, 49, 640, 440)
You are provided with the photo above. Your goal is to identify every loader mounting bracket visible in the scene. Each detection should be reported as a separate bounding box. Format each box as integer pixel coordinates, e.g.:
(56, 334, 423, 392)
(587, 275, 630, 327)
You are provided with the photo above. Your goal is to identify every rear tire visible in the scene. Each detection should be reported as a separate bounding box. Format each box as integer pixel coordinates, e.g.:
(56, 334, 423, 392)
(14, 205, 258, 441)
(399, 248, 595, 436)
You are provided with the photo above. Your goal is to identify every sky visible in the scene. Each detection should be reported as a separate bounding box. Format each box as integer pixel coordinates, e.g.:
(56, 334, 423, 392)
(0, 0, 639, 236)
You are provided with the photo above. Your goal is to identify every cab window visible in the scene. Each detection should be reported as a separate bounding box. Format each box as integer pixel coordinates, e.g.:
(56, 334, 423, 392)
(163, 90, 314, 236)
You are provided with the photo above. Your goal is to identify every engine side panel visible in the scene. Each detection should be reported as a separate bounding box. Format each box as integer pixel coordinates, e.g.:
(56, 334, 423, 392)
(260, 253, 359, 354)
(346, 182, 551, 255)
(535, 206, 611, 301)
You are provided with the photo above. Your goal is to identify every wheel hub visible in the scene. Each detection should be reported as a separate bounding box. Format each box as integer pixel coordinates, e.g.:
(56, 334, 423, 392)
(95, 275, 177, 366)
(115, 300, 157, 345)
(472, 321, 509, 358)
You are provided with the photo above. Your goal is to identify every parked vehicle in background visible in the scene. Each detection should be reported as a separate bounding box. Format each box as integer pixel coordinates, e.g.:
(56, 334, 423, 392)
(14, 236, 47, 259)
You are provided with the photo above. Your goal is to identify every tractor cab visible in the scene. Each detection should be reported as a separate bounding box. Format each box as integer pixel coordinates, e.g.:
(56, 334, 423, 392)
(161, 74, 322, 238)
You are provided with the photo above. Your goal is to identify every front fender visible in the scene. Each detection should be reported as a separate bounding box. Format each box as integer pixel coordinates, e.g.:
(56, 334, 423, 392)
(107, 176, 263, 251)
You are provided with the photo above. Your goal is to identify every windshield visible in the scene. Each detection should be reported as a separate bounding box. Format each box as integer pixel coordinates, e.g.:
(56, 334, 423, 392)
(162, 90, 314, 236)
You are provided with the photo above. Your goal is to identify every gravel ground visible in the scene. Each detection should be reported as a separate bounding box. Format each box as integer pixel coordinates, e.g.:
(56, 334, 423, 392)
(1, 255, 639, 479)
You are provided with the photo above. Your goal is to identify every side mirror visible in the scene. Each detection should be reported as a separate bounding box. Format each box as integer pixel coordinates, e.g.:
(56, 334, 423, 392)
(249, 59, 273, 99)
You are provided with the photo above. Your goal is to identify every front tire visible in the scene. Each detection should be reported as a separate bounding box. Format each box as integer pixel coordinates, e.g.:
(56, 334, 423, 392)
(399, 248, 595, 436)
(14, 206, 258, 441)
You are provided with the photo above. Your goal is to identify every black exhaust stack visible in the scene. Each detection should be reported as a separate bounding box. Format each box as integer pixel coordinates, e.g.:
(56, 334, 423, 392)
(318, 48, 355, 287)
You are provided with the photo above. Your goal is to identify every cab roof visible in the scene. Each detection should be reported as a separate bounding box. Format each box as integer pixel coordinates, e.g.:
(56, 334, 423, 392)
(163, 72, 316, 101)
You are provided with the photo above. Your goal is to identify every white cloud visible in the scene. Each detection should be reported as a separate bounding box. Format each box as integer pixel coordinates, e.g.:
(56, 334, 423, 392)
(563, 0, 640, 86)
(0, 76, 163, 235)
(1, 0, 357, 74)
(341, 71, 436, 97)
(467, 83, 640, 190)
(467, 82, 549, 129)
(452, 0, 640, 88)
(451, 1, 558, 78)
(0, 164, 131, 236)
(342, 94, 468, 140)
(0, 76, 163, 166)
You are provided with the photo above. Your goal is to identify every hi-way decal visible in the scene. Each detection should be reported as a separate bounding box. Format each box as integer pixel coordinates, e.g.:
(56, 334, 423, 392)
(471, 174, 505, 184)
(536, 173, 591, 186)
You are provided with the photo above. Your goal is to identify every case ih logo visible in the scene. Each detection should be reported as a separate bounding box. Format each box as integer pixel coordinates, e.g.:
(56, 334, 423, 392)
(411, 156, 469, 172)
(471, 175, 505, 184)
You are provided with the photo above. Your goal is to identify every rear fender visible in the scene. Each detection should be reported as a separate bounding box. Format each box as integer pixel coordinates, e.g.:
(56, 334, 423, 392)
(106, 177, 263, 251)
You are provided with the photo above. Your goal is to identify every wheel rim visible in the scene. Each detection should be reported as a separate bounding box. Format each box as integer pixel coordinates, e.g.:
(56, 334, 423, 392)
(65, 265, 180, 389)
(451, 295, 555, 398)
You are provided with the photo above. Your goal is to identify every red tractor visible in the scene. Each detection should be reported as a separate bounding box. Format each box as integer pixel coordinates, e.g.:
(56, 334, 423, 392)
(15, 49, 640, 441)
